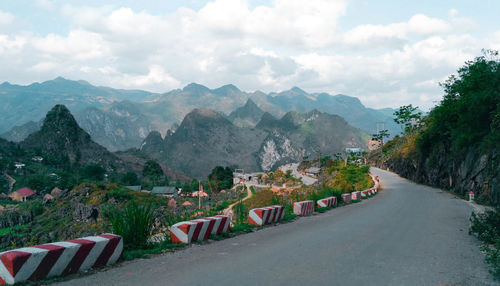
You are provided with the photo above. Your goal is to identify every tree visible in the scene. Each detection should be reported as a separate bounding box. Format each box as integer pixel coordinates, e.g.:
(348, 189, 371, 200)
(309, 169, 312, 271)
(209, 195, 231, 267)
(207, 166, 234, 192)
(142, 160, 163, 185)
(371, 129, 390, 144)
(120, 172, 141, 186)
(393, 105, 422, 134)
(82, 164, 106, 181)
(419, 49, 500, 151)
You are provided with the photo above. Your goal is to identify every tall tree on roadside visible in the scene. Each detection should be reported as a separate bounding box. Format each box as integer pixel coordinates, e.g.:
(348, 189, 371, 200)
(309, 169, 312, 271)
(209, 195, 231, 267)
(394, 105, 422, 134)
(371, 129, 390, 145)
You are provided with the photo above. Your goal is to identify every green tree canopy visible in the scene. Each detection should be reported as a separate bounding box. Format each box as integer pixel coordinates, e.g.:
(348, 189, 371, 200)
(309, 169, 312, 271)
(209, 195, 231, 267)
(393, 105, 422, 134)
(120, 172, 141, 186)
(142, 160, 163, 178)
(419, 49, 500, 152)
(82, 163, 106, 181)
(207, 166, 234, 192)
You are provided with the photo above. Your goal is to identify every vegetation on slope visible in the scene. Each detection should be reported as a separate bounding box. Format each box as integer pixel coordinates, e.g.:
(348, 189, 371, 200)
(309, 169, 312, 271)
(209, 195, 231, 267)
(370, 50, 500, 204)
(470, 208, 500, 278)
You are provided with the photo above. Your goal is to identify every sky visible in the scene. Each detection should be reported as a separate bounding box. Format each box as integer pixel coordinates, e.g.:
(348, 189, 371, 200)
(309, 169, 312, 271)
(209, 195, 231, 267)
(0, 0, 499, 110)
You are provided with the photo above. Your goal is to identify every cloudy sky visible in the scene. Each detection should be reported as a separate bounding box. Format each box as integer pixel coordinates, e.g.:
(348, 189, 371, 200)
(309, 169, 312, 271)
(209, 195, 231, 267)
(1, 0, 499, 110)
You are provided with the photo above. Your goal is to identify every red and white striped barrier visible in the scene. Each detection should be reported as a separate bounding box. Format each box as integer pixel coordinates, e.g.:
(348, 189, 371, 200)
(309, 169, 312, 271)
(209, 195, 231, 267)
(351, 191, 361, 201)
(293, 200, 314, 216)
(341, 193, 352, 204)
(170, 215, 230, 244)
(316, 196, 337, 208)
(360, 190, 367, 198)
(0, 234, 122, 285)
(248, 205, 285, 226)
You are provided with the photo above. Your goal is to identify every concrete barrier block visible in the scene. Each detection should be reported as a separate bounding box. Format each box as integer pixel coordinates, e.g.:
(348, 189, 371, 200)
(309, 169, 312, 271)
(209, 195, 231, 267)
(0, 234, 122, 285)
(170, 221, 197, 244)
(248, 206, 284, 226)
(293, 200, 314, 216)
(342, 193, 352, 204)
(317, 196, 336, 208)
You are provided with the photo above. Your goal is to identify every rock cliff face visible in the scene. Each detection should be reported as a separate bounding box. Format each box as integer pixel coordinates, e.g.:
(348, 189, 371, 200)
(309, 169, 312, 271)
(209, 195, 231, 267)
(369, 136, 500, 204)
(75, 101, 154, 152)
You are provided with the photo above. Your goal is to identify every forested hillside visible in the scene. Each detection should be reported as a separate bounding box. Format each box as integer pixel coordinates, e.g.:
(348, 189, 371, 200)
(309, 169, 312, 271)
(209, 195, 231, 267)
(370, 50, 500, 205)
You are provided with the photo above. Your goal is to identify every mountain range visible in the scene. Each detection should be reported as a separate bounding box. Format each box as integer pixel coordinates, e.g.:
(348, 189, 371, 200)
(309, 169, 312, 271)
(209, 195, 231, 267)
(140, 106, 367, 178)
(0, 78, 399, 152)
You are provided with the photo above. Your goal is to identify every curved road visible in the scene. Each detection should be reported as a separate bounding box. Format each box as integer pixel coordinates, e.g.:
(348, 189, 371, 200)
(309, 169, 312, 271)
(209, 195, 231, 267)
(280, 163, 318, 186)
(56, 168, 496, 285)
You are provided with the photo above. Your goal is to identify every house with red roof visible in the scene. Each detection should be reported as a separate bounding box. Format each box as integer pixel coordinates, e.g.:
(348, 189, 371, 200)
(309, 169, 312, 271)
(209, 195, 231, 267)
(9, 187, 36, 202)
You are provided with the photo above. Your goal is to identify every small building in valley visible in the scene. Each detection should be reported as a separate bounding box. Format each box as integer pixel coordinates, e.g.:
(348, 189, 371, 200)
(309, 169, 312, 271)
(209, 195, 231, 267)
(304, 167, 320, 177)
(9, 187, 36, 202)
(125, 186, 141, 192)
(151, 186, 180, 197)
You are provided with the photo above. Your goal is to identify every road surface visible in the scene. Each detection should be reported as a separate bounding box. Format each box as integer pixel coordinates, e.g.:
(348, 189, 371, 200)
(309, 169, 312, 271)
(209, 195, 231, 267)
(280, 163, 317, 186)
(56, 168, 496, 285)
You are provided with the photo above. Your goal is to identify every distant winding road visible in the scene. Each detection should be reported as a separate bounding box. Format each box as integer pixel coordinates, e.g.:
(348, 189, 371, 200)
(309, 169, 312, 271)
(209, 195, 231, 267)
(56, 168, 496, 285)
(280, 163, 318, 186)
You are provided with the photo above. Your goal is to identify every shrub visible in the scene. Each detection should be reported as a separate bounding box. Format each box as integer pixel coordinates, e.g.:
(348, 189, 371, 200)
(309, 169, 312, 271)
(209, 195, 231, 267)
(107, 201, 156, 250)
(106, 188, 133, 202)
(470, 209, 500, 244)
(470, 208, 500, 278)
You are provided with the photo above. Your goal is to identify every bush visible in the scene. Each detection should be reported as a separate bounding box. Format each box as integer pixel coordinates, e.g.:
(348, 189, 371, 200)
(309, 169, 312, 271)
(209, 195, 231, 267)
(107, 201, 156, 250)
(470, 209, 500, 244)
(81, 164, 106, 181)
(470, 208, 500, 278)
(19, 200, 45, 216)
(106, 188, 133, 202)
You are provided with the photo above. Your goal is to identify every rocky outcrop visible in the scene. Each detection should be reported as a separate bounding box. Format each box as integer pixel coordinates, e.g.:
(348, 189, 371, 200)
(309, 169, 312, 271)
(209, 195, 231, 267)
(71, 200, 99, 222)
(0, 209, 33, 229)
(258, 131, 301, 171)
(140, 131, 165, 155)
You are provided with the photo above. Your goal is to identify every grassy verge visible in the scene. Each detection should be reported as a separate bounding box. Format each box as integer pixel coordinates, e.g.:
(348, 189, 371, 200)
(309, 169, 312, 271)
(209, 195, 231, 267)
(470, 208, 500, 279)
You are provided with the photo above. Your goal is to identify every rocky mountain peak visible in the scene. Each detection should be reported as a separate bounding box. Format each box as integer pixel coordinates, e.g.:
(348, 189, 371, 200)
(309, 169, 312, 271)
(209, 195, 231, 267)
(40, 105, 85, 136)
(182, 83, 211, 96)
(213, 84, 241, 95)
(140, 131, 164, 154)
(227, 98, 265, 128)
(21, 104, 122, 168)
(290, 86, 307, 94)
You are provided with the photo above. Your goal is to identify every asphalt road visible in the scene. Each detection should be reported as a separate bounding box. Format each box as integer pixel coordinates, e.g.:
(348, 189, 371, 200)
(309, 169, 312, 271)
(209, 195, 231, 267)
(56, 168, 497, 286)
(280, 163, 318, 185)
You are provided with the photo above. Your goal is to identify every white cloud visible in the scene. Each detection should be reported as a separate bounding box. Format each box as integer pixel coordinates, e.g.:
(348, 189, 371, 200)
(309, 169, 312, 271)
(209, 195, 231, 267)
(32, 30, 109, 61)
(490, 31, 500, 51)
(0, 10, 15, 28)
(407, 14, 452, 36)
(35, 0, 56, 11)
(118, 65, 180, 89)
(0, 2, 496, 110)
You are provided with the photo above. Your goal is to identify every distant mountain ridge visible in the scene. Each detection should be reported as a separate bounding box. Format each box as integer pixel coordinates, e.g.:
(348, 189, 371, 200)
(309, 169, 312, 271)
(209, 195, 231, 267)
(141, 107, 367, 178)
(0, 77, 399, 152)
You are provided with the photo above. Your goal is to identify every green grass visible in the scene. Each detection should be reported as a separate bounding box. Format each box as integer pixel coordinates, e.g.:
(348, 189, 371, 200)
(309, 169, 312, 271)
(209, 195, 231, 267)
(122, 241, 185, 261)
(106, 201, 155, 250)
(0, 225, 28, 236)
